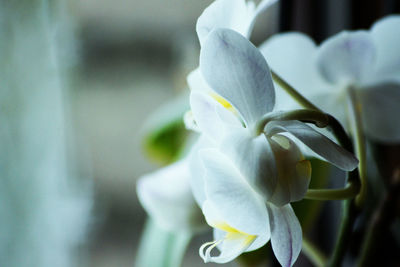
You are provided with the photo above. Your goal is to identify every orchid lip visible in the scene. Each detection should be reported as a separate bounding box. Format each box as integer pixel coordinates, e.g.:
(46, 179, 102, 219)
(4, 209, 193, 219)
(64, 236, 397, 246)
(199, 222, 257, 263)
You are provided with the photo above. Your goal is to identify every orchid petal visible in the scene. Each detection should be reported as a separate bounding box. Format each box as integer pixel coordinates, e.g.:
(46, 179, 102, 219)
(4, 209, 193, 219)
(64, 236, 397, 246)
(196, 0, 249, 46)
(187, 68, 212, 93)
(200, 148, 269, 235)
(268, 135, 311, 206)
(308, 90, 349, 129)
(200, 28, 275, 127)
(245, 0, 278, 38)
(245, 228, 271, 252)
(260, 33, 327, 97)
(196, 0, 278, 46)
(137, 160, 203, 231)
(265, 120, 359, 171)
(188, 135, 213, 206)
(219, 130, 278, 201)
(200, 232, 254, 263)
(267, 203, 302, 267)
(201, 200, 226, 229)
(199, 201, 268, 263)
(357, 82, 400, 143)
(213, 226, 270, 254)
(260, 32, 327, 111)
(190, 91, 242, 142)
(317, 31, 376, 84)
(371, 15, 400, 76)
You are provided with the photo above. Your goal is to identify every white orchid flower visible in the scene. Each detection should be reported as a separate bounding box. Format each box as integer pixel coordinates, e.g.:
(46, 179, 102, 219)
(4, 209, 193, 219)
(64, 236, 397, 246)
(190, 28, 359, 266)
(198, 149, 272, 264)
(198, 147, 306, 266)
(261, 15, 400, 143)
(185, 0, 277, 128)
(197, 0, 277, 46)
(137, 158, 205, 232)
(194, 28, 359, 201)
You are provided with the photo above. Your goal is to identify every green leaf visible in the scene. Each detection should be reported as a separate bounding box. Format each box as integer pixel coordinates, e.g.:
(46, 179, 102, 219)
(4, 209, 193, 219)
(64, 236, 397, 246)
(141, 94, 190, 164)
(143, 120, 188, 164)
(135, 218, 192, 267)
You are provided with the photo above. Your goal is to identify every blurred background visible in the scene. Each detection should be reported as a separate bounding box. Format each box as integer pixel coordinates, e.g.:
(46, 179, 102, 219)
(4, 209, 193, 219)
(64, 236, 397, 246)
(2, 0, 399, 266)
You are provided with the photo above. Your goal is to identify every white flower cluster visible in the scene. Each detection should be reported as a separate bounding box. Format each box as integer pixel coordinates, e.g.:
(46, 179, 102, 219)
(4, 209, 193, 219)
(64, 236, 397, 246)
(138, 0, 400, 266)
(261, 15, 400, 143)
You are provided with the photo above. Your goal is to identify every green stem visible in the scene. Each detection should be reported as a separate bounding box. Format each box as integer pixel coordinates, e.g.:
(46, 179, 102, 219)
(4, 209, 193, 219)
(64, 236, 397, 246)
(304, 181, 360, 201)
(302, 237, 327, 267)
(321, 97, 362, 267)
(346, 87, 367, 207)
(324, 168, 361, 267)
(325, 115, 354, 155)
(327, 199, 358, 267)
(271, 70, 321, 111)
(357, 171, 400, 267)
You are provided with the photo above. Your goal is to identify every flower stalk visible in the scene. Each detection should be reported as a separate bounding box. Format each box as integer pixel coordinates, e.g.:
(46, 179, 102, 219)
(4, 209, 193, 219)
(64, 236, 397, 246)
(302, 237, 327, 267)
(271, 70, 321, 111)
(357, 170, 400, 267)
(304, 181, 360, 201)
(346, 87, 367, 207)
(326, 161, 361, 266)
(327, 199, 358, 267)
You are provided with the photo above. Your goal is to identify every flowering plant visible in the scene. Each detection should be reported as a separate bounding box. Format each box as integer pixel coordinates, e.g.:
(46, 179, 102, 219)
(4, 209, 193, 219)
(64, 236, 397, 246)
(137, 0, 400, 266)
